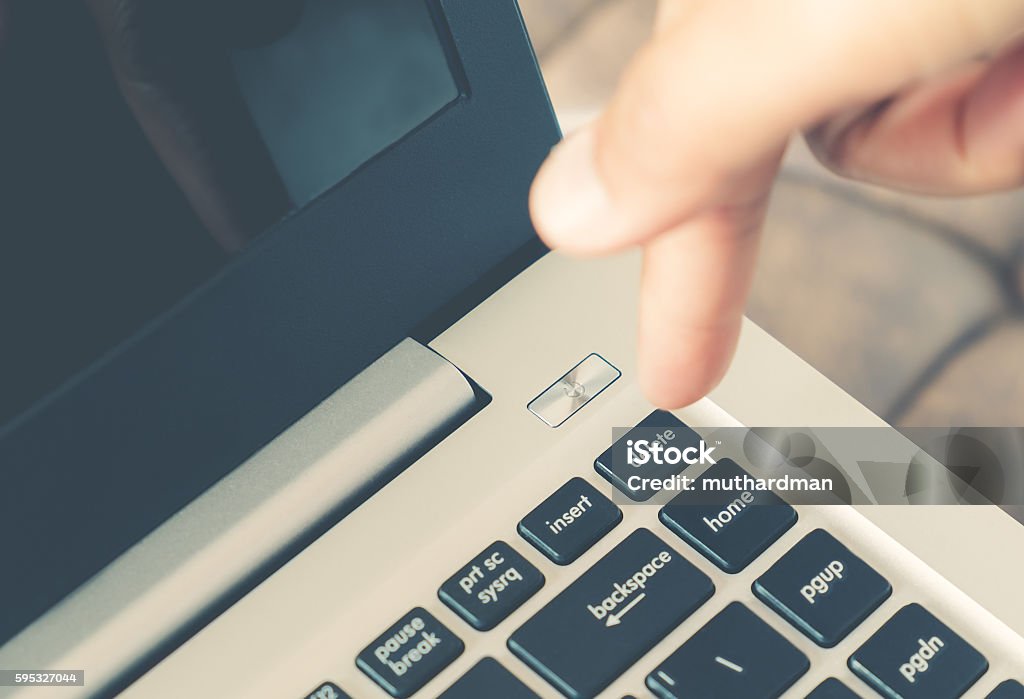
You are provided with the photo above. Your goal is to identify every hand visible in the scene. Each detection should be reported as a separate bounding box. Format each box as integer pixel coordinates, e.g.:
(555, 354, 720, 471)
(530, 0, 1024, 408)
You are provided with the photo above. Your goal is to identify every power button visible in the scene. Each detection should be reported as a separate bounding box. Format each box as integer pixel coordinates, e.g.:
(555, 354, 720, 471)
(527, 354, 620, 427)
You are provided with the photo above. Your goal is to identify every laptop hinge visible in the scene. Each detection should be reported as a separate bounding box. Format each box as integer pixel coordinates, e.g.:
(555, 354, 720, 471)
(0, 338, 478, 698)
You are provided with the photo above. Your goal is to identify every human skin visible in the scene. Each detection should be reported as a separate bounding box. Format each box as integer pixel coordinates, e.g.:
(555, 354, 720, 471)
(529, 0, 1024, 408)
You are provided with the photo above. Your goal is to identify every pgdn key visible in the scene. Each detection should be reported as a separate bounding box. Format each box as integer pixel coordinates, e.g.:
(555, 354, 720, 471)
(508, 528, 714, 699)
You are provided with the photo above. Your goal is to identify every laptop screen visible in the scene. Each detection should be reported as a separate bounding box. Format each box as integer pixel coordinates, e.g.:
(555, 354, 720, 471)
(0, 0, 457, 642)
(0, 0, 456, 428)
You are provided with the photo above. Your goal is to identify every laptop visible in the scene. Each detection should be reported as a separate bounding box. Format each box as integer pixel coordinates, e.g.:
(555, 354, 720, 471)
(0, 0, 1022, 697)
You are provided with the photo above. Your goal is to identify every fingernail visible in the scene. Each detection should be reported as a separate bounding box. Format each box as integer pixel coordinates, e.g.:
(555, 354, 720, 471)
(531, 124, 616, 252)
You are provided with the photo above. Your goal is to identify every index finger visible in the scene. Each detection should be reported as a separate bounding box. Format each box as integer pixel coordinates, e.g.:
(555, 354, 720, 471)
(530, 0, 1024, 407)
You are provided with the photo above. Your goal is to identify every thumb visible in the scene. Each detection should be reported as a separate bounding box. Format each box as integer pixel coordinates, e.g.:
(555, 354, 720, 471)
(530, 0, 1024, 256)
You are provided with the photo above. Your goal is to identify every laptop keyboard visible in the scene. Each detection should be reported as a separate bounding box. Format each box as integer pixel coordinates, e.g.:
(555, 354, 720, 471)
(334, 410, 1018, 699)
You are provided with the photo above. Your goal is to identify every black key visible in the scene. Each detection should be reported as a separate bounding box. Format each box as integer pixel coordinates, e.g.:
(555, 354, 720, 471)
(518, 477, 622, 565)
(989, 681, 1024, 698)
(753, 528, 891, 647)
(659, 459, 797, 573)
(438, 658, 540, 699)
(508, 528, 714, 699)
(302, 681, 350, 699)
(356, 607, 464, 698)
(849, 603, 988, 699)
(806, 678, 861, 698)
(646, 602, 809, 699)
(438, 541, 545, 631)
(595, 410, 709, 501)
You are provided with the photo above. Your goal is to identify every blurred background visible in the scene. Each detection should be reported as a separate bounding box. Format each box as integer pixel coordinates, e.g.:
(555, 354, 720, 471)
(519, 0, 1024, 428)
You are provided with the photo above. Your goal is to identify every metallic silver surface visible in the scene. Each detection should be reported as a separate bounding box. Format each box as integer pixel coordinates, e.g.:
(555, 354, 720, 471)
(527, 353, 621, 427)
(0, 339, 476, 699)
